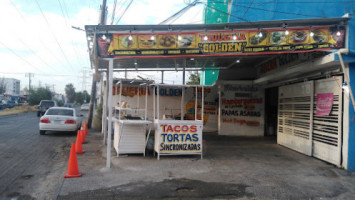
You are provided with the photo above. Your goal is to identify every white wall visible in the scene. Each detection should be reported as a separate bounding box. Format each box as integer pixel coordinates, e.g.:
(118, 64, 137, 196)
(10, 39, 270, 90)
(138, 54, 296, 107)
(111, 85, 219, 132)
(218, 81, 265, 136)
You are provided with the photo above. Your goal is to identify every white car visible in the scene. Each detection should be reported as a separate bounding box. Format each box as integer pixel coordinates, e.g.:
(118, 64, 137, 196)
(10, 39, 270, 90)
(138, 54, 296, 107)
(39, 107, 83, 135)
(80, 103, 90, 110)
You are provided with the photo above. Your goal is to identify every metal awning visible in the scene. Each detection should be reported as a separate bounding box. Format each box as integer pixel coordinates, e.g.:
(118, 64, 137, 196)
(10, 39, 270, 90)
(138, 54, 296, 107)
(85, 17, 349, 70)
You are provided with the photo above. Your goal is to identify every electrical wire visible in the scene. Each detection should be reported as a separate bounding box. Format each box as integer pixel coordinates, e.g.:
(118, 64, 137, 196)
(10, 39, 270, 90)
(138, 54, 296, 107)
(34, 0, 75, 72)
(241, 0, 254, 19)
(206, 0, 354, 4)
(57, 0, 85, 68)
(0, 40, 44, 73)
(115, 0, 134, 24)
(17, 38, 60, 74)
(110, 0, 118, 25)
(210, 0, 350, 18)
(159, 0, 199, 25)
(0, 72, 81, 77)
(7, 0, 68, 71)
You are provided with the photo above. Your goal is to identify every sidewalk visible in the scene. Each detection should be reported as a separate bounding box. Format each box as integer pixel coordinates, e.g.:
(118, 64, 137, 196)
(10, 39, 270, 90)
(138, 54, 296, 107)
(54, 130, 355, 200)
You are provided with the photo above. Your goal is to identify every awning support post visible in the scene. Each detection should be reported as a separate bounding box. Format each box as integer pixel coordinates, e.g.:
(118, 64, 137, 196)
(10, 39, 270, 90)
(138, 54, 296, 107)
(106, 59, 113, 168)
(338, 51, 355, 112)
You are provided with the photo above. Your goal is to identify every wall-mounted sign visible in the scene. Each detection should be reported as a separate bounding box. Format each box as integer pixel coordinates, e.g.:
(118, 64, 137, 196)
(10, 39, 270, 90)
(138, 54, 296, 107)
(219, 82, 264, 136)
(316, 93, 334, 116)
(97, 27, 345, 57)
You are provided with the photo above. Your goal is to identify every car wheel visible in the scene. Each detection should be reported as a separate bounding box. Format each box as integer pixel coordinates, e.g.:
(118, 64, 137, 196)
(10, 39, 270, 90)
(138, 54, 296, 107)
(40, 130, 45, 135)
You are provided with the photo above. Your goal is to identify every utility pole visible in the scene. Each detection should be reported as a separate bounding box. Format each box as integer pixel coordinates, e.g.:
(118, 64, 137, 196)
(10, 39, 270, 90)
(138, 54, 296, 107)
(25, 73, 34, 90)
(87, 0, 107, 129)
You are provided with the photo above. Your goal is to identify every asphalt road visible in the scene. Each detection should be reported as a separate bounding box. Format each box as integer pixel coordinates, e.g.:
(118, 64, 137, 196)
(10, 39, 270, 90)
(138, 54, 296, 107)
(0, 110, 87, 200)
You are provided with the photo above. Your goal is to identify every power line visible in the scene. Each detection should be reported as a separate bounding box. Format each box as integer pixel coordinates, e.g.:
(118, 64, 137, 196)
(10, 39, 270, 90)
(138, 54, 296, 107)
(17, 38, 60, 74)
(241, 0, 254, 19)
(34, 0, 75, 72)
(110, 0, 118, 25)
(209, 0, 347, 18)
(57, 0, 85, 68)
(115, 0, 134, 24)
(0, 72, 81, 77)
(207, 0, 354, 4)
(0, 40, 43, 73)
(159, 0, 200, 25)
(8, 0, 68, 71)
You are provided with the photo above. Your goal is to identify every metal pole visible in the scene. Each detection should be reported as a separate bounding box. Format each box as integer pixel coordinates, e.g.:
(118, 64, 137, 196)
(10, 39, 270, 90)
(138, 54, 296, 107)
(103, 71, 109, 144)
(145, 86, 148, 120)
(201, 73, 205, 122)
(161, 71, 164, 84)
(181, 87, 184, 121)
(119, 81, 122, 120)
(195, 86, 197, 120)
(153, 86, 156, 120)
(106, 59, 113, 168)
(137, 85, 140, 109)
(157, 85, 160, 120)
(202, 85, 204, 123)
(338, 51, 355, 112)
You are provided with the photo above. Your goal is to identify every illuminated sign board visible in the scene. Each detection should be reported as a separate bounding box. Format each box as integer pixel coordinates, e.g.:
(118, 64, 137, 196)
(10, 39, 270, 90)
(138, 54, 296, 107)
(97, 27, 345, 57)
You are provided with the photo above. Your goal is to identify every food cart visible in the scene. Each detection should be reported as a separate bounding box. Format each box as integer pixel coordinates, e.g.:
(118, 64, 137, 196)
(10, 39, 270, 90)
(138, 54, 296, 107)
(152, 84, 205, 160)
(113, 79, 153, 157)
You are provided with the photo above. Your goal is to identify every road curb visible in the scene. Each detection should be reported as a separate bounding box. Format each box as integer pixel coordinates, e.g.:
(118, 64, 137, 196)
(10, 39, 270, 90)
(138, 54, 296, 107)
(51, 173, 65, 200)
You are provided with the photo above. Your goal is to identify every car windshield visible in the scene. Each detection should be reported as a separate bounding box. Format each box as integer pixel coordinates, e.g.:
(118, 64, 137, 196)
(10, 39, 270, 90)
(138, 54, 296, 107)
(46, 109, 73, 116)
(41, 101, 54, 106)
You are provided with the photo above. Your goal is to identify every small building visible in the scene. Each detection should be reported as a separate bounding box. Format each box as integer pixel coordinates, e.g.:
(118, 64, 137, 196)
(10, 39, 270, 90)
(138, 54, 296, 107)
(2, 78, 20, 96)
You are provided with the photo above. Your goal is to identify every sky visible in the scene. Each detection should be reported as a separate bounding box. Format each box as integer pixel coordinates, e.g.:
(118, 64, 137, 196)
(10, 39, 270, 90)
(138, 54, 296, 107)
(0, 0, 204, 94)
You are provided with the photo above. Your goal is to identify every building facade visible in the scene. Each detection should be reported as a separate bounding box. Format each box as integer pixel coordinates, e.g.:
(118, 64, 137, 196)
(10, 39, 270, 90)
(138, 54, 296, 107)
(2, 78, 20, 96)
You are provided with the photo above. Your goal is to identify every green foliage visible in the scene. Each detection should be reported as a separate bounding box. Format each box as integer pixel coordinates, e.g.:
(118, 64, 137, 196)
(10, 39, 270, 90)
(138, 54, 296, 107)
(75, 91, 85, 104)
(186, 71, 200, 85)
(28, 87, 52, 105)
(83, 90, 90, 103)
(93, 102, 103, 131)
(75, 90, 90, 104)
(57, 100, 64, 107)
(65, 83, 76, 103)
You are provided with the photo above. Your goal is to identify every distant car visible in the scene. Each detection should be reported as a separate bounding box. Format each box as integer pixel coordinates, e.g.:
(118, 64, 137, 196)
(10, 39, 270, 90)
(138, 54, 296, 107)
(80, 103, 90, 110)
(64, 103, 74, 108)
(39, 107, 83, 135)
(37, 100, 57, 117)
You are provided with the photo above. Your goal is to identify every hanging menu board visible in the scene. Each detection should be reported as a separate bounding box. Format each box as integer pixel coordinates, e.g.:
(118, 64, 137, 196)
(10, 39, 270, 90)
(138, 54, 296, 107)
(96, 26, 345, 57)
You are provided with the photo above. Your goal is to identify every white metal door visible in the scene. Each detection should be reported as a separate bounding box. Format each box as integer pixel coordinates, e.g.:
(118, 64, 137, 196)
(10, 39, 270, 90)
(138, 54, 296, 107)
(277, 81, 314, 156)
(312, 77, 343, 166)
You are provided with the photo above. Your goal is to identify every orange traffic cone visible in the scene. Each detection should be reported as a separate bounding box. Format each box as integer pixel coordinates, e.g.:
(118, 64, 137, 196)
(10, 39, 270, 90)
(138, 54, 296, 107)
(76, 131, 84, 154)
(84, 121, 88, 135)
(64, 143, 82, 178)
(80, 130, 86, 144)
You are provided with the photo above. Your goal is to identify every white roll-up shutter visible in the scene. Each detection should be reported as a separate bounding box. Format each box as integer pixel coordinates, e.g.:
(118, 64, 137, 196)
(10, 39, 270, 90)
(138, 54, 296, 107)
(277, 76, 343, 166)
(277, 81, 314, 156)
(312, 76, 343, 166)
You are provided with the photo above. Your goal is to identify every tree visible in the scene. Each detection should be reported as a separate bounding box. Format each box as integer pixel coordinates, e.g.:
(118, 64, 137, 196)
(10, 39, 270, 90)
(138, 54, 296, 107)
(0, 78, 7, 94)
(83, 90, 90, 103)
(65, 83, 76, 103)
(186, 71, 200, 85)
(75, 91, 85, 104)
(28, 87, 52, 105)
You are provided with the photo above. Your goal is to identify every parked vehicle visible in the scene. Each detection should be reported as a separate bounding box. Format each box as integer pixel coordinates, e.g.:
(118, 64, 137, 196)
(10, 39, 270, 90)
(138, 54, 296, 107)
(39, 107, 83, 135)
(64, 103, 74, 108)
(37, 100, 57, 117)
(80, 103, 90, 110)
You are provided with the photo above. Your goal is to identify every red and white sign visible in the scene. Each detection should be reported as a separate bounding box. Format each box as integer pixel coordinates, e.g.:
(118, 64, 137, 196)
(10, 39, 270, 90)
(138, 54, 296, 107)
(316, 93, 334, 116)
